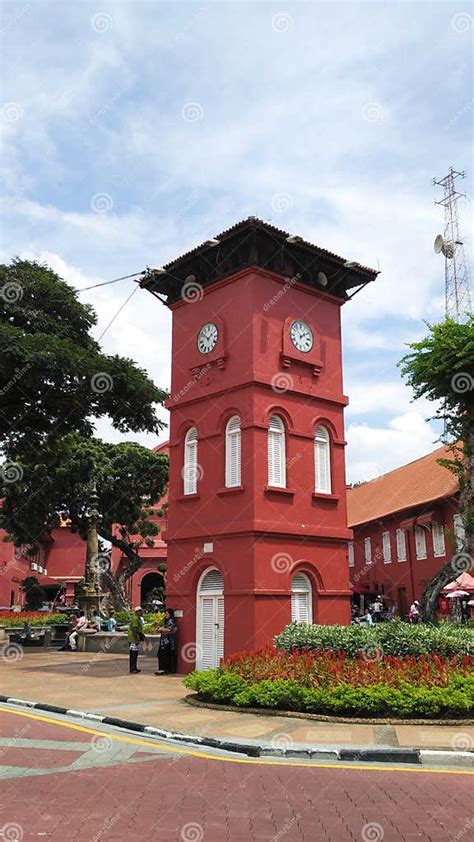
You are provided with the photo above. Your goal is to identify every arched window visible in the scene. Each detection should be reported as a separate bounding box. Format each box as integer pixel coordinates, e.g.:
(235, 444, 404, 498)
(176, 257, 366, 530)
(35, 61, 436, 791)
(225, 415, 241, 487)
(314, 425, 331, 493)
(183, 427, 198, 495)
(291, 573, 312, 624)
(268, 415, 286, 487)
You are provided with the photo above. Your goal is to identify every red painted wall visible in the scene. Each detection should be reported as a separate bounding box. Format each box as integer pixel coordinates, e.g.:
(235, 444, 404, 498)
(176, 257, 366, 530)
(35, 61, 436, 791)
(164, 266, 352, 670)
(349, 496, 459, 614)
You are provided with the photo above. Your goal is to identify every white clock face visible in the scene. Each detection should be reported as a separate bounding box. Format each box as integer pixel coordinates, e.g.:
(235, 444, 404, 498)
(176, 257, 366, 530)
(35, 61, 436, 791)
(197, 322, 218, 354)
(290, 320, 313, 353)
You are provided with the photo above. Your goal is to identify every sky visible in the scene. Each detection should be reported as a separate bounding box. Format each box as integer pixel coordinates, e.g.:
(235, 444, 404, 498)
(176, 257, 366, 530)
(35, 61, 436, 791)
(1, 0, 472, 483)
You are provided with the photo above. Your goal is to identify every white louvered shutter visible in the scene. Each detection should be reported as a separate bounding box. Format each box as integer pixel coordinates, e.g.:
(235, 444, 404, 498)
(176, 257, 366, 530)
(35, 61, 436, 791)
(432, 522, 446, 557)
(200, 597, 216, 670)
(225, 416, 241, 487)
(348, 541, 355, 567)
(382, 531, 392, 564)
(364, 537, 372, 563)
(453, 514, 465, 551)
(216, 596, 225, 664)
(415, 526, 427, 559)
(396, 528, 406, 561)
(291, 573, 312, 624)
(268, 415, 286, 487)
(184, 427, 198, 495)
(314, 426, 331, 493)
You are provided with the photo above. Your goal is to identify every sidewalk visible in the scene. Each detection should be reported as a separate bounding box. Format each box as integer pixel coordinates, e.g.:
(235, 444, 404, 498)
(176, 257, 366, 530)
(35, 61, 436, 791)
(1, 650, 472, 752)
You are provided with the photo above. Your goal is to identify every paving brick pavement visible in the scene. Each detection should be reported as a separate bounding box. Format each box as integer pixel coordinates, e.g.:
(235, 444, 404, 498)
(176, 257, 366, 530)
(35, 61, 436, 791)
(0, 708, 472, 842)
(1, 650, 473, 752)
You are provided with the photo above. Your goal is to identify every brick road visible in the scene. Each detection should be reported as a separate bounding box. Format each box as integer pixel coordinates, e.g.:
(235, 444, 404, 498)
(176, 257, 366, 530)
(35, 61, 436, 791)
(0, 707, 472, 842)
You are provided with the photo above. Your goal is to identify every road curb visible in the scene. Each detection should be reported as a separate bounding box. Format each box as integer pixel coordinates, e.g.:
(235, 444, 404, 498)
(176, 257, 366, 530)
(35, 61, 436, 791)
(1, 695, 472, 766)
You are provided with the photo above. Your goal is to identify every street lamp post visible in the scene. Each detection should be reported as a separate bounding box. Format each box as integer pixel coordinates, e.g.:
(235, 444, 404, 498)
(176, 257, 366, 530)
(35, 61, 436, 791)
(77, 483, 104, 616)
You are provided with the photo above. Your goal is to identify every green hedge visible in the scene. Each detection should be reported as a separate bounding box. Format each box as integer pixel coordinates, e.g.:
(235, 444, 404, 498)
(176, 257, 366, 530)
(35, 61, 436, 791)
(185, 670, 474, 718)
(274, 620, 473, 657)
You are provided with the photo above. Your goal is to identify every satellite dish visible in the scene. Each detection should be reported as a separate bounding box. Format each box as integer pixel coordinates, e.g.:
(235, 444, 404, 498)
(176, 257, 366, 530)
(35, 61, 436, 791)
(433, 234, 454, 258)
(317, 272, 328, 288)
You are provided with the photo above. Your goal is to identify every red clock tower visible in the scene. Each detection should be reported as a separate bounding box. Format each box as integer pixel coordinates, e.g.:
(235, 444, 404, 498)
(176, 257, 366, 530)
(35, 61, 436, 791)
(142, 218, 377, 672)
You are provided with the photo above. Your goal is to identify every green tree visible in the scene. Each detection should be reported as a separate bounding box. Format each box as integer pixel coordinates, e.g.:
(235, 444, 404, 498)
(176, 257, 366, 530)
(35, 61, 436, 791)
(1, 435, 169, 609)
(399, 316, 474, 622)
(21, 576, 47, 610)
(0, 259, 166, 450)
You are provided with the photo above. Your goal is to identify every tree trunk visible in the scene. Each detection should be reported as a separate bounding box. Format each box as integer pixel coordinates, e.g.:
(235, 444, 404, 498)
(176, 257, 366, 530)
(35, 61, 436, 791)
(421, 429, 473, 623)
(100, 569, 129, 610)
(100, 528, 145, 610)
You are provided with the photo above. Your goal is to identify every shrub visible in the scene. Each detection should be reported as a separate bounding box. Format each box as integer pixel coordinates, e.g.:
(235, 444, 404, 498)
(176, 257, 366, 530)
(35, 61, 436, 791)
(274, 620, 473, 657)
(184, 669, 474, 718)
(0, 611, 65, 628)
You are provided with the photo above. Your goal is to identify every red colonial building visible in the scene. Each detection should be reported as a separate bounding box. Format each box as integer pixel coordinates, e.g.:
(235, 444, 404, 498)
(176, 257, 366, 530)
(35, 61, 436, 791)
(141, 217, 377, 671)
(347, 445, 464, 617)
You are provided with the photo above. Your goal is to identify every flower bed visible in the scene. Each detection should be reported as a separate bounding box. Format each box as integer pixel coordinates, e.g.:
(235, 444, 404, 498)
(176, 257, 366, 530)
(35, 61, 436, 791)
(0, 611, 65, 628)
(275, 620, 473, 657)
(185, 646, 474, 719)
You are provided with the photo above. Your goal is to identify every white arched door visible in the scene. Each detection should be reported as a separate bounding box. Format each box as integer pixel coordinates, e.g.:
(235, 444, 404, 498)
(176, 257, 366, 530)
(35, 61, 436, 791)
(197, 568, 224, 670)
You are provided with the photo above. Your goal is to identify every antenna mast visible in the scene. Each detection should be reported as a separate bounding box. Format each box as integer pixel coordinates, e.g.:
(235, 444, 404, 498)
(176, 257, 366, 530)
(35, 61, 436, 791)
(433, 167, 472, 321)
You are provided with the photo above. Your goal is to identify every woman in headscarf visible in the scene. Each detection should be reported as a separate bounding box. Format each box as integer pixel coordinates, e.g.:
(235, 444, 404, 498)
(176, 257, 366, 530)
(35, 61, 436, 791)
(155, 608, 178, 675)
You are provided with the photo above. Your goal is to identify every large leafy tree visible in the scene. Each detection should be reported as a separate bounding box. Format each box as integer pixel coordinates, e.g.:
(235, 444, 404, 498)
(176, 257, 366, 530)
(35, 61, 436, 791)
(399, 316, 474, 622)
(0, 259, 166, 449)
(0, 258, 169, 607)
(1, 435, 169, 608)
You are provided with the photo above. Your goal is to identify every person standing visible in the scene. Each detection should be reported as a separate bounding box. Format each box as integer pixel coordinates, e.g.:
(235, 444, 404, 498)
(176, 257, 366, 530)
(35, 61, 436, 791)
(128, 606, 144, 674)
(107, 610, 117, 632)
(155, 609, 178, 675)
(409, 600, 421, 624)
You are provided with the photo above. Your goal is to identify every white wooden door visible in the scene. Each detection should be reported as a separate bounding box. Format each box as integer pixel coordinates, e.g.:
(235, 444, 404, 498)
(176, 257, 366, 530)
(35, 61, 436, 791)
(197, 569, 224, 670)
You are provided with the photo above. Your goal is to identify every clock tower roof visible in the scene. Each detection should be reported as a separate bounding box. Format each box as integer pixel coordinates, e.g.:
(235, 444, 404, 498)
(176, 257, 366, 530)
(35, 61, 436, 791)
(140, 216, 378, 305)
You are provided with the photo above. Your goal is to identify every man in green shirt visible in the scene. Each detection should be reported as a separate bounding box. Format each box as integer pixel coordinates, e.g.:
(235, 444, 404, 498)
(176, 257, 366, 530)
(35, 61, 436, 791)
(128, 606, 144, 674)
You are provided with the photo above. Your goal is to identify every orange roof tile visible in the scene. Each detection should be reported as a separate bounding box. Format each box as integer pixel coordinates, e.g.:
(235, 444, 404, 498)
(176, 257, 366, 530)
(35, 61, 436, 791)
(347, 444, 460, 527)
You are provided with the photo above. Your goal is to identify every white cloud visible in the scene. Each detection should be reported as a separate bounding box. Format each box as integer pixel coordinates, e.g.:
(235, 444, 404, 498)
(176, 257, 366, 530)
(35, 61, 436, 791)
(346, 411, 440, 484)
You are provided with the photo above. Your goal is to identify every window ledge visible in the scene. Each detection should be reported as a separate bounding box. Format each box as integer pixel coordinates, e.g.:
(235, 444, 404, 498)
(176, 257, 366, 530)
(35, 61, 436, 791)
(177, 493, 200, 502)
(264, 485, 295, 496)
(312, 492, 339, 502)
(217, 485, 245, 495)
